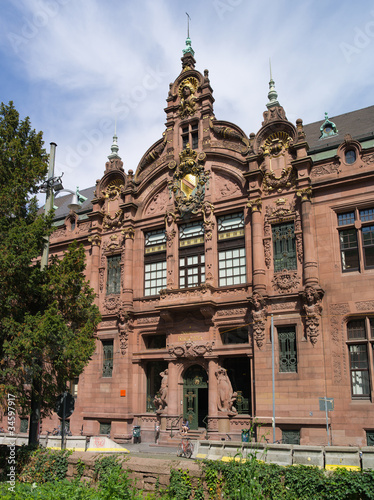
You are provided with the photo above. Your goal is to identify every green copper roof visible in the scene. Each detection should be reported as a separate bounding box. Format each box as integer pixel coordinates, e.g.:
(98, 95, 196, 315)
(183, 36, 195, 57)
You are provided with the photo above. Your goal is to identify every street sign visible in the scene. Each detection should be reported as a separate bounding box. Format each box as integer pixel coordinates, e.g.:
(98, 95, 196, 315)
(319, 397, 334, 412)
(55, 392, 75, 419)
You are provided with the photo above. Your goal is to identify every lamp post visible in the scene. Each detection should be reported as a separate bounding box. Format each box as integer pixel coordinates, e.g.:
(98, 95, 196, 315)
(28, 143, 86, 446)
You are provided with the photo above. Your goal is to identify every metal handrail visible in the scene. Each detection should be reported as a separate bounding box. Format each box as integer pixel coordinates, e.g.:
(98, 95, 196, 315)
(202, 415, 209, 440)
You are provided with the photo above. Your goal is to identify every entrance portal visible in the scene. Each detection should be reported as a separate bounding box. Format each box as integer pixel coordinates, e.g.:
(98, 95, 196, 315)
(183, 365, 208, 430)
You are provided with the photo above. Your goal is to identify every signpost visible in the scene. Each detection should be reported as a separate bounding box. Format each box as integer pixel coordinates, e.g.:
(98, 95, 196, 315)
(55, 392, 75, 449)
(319, 397, 334, 446)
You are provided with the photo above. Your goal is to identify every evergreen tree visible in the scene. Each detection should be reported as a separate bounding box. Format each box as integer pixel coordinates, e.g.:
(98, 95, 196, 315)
(0, 102, 101, 443)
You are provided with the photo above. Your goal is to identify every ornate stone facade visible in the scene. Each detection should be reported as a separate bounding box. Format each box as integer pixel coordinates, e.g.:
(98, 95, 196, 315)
(25, 40, 374, 448)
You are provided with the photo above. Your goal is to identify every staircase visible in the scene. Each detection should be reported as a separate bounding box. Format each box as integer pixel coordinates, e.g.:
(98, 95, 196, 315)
(160, 427, 207, 446)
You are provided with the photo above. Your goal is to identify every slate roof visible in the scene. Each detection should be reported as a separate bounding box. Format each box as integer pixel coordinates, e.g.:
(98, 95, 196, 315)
(303, 105, 374, 153)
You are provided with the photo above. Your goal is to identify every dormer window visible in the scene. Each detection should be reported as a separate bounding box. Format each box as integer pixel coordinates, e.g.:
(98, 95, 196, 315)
(319, 112, 338, 139)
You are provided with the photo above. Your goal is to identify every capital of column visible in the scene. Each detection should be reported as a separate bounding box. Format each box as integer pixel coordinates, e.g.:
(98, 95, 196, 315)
(296, 186, 312, 202)
(247, 198, 262, 213)
(88, 233, 102, 247)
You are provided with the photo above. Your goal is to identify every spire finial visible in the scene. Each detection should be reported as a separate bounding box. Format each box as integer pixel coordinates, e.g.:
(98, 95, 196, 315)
(266, 58, 280, 109)
(108, 121, 121, 160)
(182, 12, 195, 57)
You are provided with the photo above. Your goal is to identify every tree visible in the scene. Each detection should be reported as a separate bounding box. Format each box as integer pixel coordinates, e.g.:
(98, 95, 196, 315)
(0, 102, 101, 443)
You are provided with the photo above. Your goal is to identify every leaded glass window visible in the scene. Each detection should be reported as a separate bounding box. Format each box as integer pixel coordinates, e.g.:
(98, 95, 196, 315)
(102, 340, 113, 378)
(106, 255, 121, 295)
(99, 422, 111, 435)
(278, 326, 297, 373)
(144, 229, 167, 296)
(20, 418, 28, 433)
(282, 429, 300, 444)
(272, 223, 297, 272)
(179, 249, 205, 288)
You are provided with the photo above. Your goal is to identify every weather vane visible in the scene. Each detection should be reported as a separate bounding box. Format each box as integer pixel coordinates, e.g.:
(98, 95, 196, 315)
(186, 12, 191, 38)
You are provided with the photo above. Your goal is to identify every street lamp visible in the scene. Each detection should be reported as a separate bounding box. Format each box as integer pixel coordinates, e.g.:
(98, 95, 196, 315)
(29, 142, 86, 446)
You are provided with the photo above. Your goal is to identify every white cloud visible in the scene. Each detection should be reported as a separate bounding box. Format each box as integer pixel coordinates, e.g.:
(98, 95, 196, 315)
(1, 0, 374, 198)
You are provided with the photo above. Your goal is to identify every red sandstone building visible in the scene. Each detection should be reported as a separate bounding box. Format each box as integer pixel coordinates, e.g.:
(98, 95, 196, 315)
(22, 41, 374, 445)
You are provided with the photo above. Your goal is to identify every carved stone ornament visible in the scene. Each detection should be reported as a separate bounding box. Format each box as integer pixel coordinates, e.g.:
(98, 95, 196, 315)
(216, 367, 237, 416)
(202, 201, 215, 240)
(117, 306, 134, 355)
(272, 270, 301, 293)
(168, 145, 209, 217)
(248, 292, 267, 349)
(102, 179, 125, 201)
(247, 198, 262, 213)
(262, 165, 296, 193)
(168, 341, 214, 358)
(88, 234, 102, 247)
(122, 227, 135, 239)
(178, 77, 198, 118)
(153, 369, 168, 413)
(103, 295, 121, 314)
(137, 133, 167, 175)
(301, 286, 324, 345)
(102, 209, 123, 230)
(209, 118, 249, 155)
(296, 187, 312, 202)
(261, 131, 292, 158)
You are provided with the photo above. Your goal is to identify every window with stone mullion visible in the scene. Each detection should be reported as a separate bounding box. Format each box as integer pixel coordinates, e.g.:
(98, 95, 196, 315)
(106, 254, 121, 294)
(347, 317, 373, 399)
(179, 246, 205, 288)
(278, 326, 297, 373)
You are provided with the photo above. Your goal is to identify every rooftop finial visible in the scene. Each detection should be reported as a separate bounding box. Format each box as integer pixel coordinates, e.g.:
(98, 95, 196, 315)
(183, 12, 195, 57)
(266, 58, 280, 109)
(108, 119, 121, 160)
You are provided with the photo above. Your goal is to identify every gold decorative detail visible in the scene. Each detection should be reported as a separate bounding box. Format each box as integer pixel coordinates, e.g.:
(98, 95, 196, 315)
(296, 186, 312, 202)
(178, 77, 199, 118)
(122, 227, 135, 239)
(103, 209, 123, 230)
(262, 131, 291, 157)
(88, 234, 102, 246)
(263, 165, 296, 193)
(247, 198, 262, 213)
(102, 179, 124, 201)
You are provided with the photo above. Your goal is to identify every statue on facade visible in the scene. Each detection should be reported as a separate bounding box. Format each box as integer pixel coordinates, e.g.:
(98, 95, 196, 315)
(249, 292, 267, 349)
(179, 81, 196, 118)
(154, 369, 168, 412)
(301, 286, 324, 345)
(215, 367, 237, 415)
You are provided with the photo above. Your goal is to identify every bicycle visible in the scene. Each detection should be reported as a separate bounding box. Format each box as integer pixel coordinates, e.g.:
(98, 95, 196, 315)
(177, 438, 194, 459)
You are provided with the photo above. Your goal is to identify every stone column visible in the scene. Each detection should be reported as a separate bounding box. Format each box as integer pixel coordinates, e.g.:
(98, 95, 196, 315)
(167, 360, 179, 416)
(122, 227, 134, 306)
(165, 212, 178, 290)
(297, 188, 318, 286)
(249, 199, 266, 293)
(88, 234, 101, 304)
(208, 358, 219, 417)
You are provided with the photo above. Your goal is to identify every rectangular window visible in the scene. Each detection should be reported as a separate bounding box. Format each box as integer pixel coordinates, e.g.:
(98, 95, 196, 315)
(339, 228, 359, 271)
(282, 429, 300, 445)
(221, 327, 249, 344)
(102, 340, 113, 378)
(367, 430, 374, 446)
(106, 255, 121, 294)
(179, 248, 205, 288)
(218, 213, 246, 286)
(144, 335, 166, 349)
(99, 422, 111, 435)
(278, 326, 297, 373)
(144, 229, 167, 296)
(338, 207, 374, 272)
(272, 222, 297, 272)
(347, 317, 373, 399)
(181, 122, 198, 149)
(179, 222, 205, 288)
(20, 418, 29, 433)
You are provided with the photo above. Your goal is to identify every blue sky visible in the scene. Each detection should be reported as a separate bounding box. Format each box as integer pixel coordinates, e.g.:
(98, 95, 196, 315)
(1, 0, 374, 197)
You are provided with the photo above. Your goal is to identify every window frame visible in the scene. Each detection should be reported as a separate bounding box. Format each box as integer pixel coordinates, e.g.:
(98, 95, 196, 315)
(106, 254, 121, 295)
(179, 245, 205, 288)
(102, 339, 114, 378)
(272, 222, 297, 272)
(346, 317, 374, 400)
(277, 325, 298, 373)
(217, 212, 246, 287)
(181, 121, 199, 150)
(337, 207, 374, 273)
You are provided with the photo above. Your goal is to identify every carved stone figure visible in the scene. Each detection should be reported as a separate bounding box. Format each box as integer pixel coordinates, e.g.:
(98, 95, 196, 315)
(249, 292, 267, 348)
(216, 367, 237, 415)
(154, 369, 168, 412)
(179, 82, 196, 118)
(301, 286, 324, 345)
(117, 308, 134, 355)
